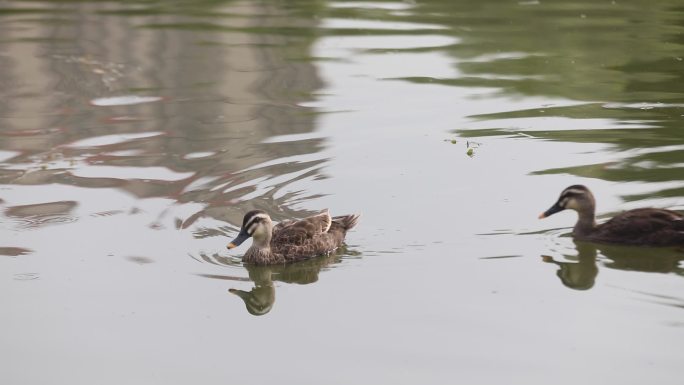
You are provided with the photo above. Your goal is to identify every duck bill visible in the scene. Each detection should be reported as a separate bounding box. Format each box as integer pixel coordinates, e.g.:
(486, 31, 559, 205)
(228, 288, 249, 299)
(227, 230, 250, 249)
(538, 202, 564, 219)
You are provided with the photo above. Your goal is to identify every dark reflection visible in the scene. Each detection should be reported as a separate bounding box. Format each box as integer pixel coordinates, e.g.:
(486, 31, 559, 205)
(598, 243, 684, 274)
(0, 247, 32, 256)
(198, 251, 346, 316)
(228, 268, 276, 316)
(543, 241, 684, 290)
(542, 242, 599, 290)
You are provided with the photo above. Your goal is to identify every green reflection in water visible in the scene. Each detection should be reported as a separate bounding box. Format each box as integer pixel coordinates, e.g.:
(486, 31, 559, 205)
(378, 0, 684, 197)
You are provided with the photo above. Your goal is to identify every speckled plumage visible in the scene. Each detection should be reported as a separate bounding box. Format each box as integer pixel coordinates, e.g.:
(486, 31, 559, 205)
(540, 185, 684, 247)
(229, 210, 359, 265)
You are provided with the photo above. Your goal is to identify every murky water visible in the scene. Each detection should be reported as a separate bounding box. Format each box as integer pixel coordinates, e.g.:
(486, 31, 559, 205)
(1, 1, 683, 384)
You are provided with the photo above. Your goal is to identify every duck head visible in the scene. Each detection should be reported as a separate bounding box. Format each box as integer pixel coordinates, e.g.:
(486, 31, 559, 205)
(227, 210, 273, 249)
(539, 185, 596, 219)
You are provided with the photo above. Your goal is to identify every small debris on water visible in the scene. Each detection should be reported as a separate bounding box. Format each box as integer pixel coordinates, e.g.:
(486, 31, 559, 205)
(444, 138, 482, 158)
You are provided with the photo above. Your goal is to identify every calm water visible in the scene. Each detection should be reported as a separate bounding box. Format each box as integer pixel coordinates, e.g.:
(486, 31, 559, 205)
(1, 1, 683, 384)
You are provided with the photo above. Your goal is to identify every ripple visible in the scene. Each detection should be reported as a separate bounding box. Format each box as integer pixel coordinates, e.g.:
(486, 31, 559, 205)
(90, 210, 125, 217)
(190, 251, 243, 267)
(5, 201, 78, 230)
(0, 247, 32, 256)
(10, 214, 78, 230)
(0, 150, 20, 163)
(479, 255, 524, 260)
(66, 132, 163, 148)
(0, 127, 65, 137)
(5, 200, 77, 217)
(192, 226, 230, 239)
(183, 152, 216, 160)
(329, 2, 413, 10)
(71, 165, 193, 182)
(602, 102, 684, 110)
(14, 273, 39, 281)
(127, 256, 154, 265)
(323, 18, 445, 31)
(90, 95, 163, 107)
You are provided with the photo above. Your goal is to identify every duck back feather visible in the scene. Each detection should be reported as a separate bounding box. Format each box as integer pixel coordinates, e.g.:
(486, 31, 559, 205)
(270, 213, 359, 262)
(586, 208, 684, 246)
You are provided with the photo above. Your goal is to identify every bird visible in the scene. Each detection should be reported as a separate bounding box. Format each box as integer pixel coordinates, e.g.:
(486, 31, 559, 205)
(539, 185, 684, 246)
(227, 209, 360, 265)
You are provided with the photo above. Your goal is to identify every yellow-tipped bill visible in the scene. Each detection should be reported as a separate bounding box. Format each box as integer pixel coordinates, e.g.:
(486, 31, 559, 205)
(227, 230, 250, 250)
(539, 202, 564, 219)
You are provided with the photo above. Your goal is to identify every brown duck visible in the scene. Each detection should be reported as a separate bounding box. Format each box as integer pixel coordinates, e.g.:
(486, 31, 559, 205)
(227, 209, 359, 265)
(539, 185, 684, 246)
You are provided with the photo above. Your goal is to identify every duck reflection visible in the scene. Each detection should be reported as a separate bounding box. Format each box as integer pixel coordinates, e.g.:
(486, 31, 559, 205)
(198, 252, 344, 316)
(542, 241, 684, 290)
(228, 266, 276, 316)
(542, 242, 599, 290)
(231, 253, 345, 316)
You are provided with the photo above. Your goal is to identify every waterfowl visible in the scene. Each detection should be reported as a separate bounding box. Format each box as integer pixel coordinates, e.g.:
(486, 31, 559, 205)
(539, 185, 684, 246)
(227, 209, 359, 265)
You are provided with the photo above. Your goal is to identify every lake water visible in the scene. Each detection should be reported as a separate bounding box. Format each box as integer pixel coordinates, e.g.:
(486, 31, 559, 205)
(1, 1, 683, 384)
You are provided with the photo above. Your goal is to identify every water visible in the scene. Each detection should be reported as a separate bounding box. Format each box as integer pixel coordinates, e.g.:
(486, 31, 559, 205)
(1, 1, 683, 384)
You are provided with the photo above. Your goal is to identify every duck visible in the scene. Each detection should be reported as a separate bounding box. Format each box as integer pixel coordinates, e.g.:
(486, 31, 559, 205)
(539, 185, 684, 246)
(227, 209, 360, 265)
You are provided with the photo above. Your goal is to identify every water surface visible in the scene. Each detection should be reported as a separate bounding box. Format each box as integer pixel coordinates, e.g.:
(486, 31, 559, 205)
(1, 1, 683, 384)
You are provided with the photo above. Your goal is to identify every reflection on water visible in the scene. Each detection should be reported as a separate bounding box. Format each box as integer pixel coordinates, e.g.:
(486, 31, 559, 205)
(0, 0, 327, 232)
(598, 243, 684, 274)
(543, 241, 684, 290)
(412, 0, 684, 201)
(0, 247, 32, 257)
(198, 252, 343, 316)
(2, 0, 684, 384)
(542, 242, 600, 290)
(5, 200, 78, 229)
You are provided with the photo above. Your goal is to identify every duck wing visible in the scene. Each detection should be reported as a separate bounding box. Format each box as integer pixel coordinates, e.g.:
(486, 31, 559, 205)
(595, 208, 684, 246)
(272, 210, 332, 246)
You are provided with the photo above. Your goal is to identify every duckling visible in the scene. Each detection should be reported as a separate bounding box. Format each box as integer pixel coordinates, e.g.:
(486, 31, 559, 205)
(539, 185, 684, 246)
(227, 209, 359, 265)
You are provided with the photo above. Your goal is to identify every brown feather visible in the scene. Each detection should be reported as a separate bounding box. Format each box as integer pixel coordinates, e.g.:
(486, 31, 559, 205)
(583, 208, 684, 246)
(241, 211, 359, 265)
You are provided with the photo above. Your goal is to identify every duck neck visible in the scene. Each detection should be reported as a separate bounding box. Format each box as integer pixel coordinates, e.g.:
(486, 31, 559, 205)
(574, 209, 597, 237)
(251, 231, 272, 251)
(244, 231, 273, 263)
